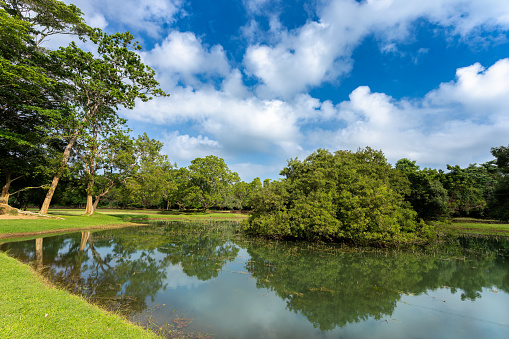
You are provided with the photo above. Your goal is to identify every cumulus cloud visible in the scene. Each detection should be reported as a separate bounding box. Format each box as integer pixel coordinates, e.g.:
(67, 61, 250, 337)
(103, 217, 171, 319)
(310, 59, 509, 168)
(243, 0, 509, 98)
(126, 87, 304, 154)
(426, 58, 509, 120)
(63, 0, 184, 37)
(142, 31, 231, 86)
(161, 131, 222, 166)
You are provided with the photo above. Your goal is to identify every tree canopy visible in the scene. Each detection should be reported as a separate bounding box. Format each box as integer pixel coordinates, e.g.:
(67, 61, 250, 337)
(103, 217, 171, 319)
(245, 148, 429, 245)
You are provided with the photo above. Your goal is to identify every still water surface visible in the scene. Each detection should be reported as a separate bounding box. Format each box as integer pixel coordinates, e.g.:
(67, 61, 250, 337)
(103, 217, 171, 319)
(1, 221, 509, 338)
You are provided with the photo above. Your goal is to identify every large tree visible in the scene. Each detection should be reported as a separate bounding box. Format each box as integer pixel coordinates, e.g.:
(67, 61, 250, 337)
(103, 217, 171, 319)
(246, 148, 428, 244)
(185, 155, 240, 211)
(74, 113, 142, 214)
(0, 0, 86, 205)
(39, 30, 168, 214)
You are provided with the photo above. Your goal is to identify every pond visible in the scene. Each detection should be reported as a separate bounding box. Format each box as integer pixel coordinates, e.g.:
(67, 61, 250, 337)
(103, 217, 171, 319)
(1, 221, 509, 338)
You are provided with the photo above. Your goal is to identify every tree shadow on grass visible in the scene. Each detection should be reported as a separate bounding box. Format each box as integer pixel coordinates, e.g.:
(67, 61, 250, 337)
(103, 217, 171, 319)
(109, 214, 151, 224)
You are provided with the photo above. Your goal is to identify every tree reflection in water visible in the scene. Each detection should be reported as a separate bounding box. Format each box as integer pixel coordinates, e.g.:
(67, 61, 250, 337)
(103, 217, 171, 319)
(1, 222, 508, 335)
(0, 222, 240, 316)
(241, 239, 509, 330)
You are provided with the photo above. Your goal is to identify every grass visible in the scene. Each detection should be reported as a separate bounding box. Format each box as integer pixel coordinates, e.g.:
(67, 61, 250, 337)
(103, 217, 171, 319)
(0, 213, 132, 236)
(0, 251, 159, 339)
(439, 218, 509, 237)
(0, 208, 248, 338)
(0, 208, 248, 239)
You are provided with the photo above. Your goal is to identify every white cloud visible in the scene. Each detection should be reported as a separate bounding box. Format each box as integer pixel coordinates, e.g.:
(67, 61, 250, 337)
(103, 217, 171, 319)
(142, 31, 231, 87)
(126, 87, 303, 153)
(87, 13, 108, 30)
(161, 131, 222, 166)
(243, 0, 509, 98)
(426, 58, 509, 120)
(64, 0, 184, 38)
(243, 0, 279, 14)
(310, 59, 509, 168)
(244, 20, 355, 98)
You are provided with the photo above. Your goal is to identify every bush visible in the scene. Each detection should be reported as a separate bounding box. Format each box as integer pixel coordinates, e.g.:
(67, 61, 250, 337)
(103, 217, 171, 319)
(245, 148, 431, 245)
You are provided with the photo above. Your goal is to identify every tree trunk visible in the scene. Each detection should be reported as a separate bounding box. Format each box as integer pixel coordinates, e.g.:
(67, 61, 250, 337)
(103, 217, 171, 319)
(39, 131, 80, 214)
(91, 181, 114, 213)
(84, 193, 94, 215)
(1, 172, 11, 205)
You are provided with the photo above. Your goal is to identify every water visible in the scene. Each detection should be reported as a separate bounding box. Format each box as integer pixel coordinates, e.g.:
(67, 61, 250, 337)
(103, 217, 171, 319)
(1, 221, 509, 338)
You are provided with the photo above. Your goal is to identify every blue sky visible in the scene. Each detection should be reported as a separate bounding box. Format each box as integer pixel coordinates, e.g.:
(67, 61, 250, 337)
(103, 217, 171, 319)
(59, 0, 509, 181)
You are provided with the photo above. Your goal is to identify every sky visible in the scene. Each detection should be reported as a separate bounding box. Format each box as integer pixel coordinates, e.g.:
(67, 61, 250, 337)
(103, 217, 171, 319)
(58, 0, 509, 181)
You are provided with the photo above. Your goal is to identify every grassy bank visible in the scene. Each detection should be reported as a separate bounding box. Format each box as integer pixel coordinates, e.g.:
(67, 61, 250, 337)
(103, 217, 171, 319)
(0, 251, 158, 339)
(439, 218, 509, 237)
(0, 208, 248, 239)
(0, 208, 247, 338)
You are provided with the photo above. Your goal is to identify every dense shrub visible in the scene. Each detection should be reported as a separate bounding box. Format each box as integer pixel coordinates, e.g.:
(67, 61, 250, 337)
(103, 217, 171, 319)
(245, 148, 432, 245)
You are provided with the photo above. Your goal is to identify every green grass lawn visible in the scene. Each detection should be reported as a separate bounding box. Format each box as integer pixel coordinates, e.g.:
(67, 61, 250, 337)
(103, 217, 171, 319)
(438, 218, 509, 237)
(0, 208, 247, 239)
(0, 213, 132, 235)
(0, 252, 159, 339)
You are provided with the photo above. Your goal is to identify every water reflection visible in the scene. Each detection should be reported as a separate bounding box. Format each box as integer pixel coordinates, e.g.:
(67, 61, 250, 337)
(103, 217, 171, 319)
(242, 240, 509, 331)
(1, 222, 509, 338)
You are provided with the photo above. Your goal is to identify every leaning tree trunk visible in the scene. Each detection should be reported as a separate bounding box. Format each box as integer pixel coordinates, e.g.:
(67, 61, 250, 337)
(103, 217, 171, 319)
(1, 172, 12, 205)
(91, 185, 112, 213)
(39, 132, 80, 214)
(40, 106, 97, 215)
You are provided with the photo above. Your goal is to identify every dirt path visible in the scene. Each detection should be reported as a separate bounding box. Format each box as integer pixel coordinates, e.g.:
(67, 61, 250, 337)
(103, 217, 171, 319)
(0, 215, 48, 220)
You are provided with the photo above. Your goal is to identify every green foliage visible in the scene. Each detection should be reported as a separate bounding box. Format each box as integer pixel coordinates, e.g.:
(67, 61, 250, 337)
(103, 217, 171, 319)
(117, 135, 176, 209)
(222, 177, 263, 210)
(246, 148, 427, 245)
(184, 155, 240, 211)
(395, 159, 449, 220)
(489, 145, 509, 221)
(442, 164, 496, 217)
(0, 2, 76, 204)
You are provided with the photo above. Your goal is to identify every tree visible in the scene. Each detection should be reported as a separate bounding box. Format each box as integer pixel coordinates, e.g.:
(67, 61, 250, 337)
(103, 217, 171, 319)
(225, 178, 263, 211)
(0, 1, 86, 205)
(489, 145, 509, 221)
(39, 30, 168, 214)
(246, 148, 427, 245)
(74, 114, 142, 214)
(442, 164, 496, 217)
(395, 159, 449, 220)
(186, 156, 240, 211)
(491, 146, 509, 173)
(120, 135, 176, 209)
